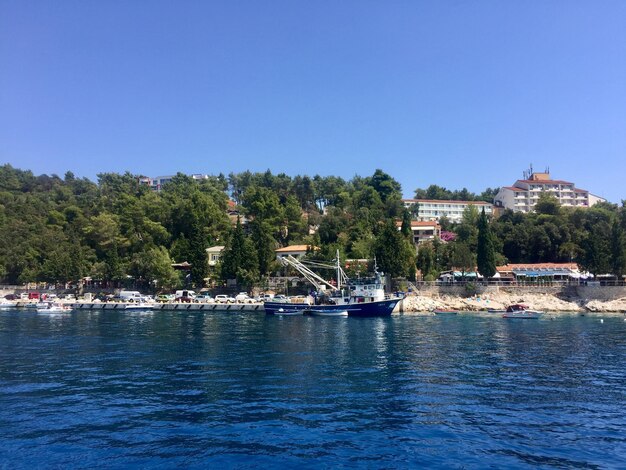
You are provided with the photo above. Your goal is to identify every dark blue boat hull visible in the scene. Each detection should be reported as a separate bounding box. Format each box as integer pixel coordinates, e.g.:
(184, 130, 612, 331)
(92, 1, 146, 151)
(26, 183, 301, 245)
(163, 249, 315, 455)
(264, 298, 399, 317)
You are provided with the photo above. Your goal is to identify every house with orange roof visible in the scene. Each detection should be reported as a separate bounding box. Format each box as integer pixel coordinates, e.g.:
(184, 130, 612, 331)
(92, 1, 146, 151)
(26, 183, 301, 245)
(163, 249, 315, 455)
(275, 245, 319, 260)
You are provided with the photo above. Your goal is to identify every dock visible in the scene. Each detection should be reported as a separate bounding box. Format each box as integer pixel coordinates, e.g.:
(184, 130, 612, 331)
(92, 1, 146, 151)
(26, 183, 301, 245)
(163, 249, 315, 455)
(69, 302, 266, 312)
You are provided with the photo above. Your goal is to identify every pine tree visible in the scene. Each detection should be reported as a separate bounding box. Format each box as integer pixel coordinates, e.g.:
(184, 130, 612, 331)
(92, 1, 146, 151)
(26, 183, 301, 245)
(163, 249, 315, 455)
(400, 209, 412, 238)
(476, 208, 497, 279)
(221, 218, 259, 287)
(374, 220, 415, 278)
(188, 215, 208, 288)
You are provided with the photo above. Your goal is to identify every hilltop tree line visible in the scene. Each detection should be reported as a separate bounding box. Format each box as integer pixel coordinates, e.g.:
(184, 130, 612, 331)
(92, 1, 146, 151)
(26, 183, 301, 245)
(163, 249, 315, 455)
(0, 164, 624, 290)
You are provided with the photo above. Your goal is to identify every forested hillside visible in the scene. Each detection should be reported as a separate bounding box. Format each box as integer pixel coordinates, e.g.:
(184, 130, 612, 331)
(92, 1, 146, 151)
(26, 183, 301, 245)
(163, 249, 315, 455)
(0, 164, 624, 289)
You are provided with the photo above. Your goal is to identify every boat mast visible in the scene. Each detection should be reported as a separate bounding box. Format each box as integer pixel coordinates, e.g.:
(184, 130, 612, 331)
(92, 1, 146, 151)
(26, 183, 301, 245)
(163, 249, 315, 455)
(336, 249, 342, 290)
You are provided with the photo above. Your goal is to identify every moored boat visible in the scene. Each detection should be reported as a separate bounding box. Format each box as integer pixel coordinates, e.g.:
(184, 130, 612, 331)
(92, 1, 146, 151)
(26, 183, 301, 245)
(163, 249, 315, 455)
(124, 302, 153, 310)
(264, 251, 401, 317)
(37, 302, 73, 313)
(433, 309, 458, 315)
(0, 301, 18, 309)
(308, 308, 348, 317)
(274, 308, 303, 316)
(502, 304, 543, 319)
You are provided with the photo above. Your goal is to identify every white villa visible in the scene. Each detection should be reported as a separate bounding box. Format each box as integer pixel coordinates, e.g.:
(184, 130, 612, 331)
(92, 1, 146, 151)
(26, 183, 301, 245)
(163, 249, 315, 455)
(494, 170, 605, 213)
(275, 245, 319, 259)
(206, 246, 225, 267)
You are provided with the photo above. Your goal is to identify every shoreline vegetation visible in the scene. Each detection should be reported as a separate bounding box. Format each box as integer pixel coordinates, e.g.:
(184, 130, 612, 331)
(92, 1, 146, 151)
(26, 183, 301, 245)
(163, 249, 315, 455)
(1, 165, 625, 297)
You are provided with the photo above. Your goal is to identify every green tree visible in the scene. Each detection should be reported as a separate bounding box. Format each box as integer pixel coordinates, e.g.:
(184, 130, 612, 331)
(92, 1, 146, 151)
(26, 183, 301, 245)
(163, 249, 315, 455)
(373, 220, 415, 278)
(221, 218, 259, 287)
(187, 216, 209, 287)
(610, 220, 625, 279)
(452, 242, 475, 278)
(476, 208, 497, 279)
(416, 242, 437, 280)
(400, 209, 412, 238)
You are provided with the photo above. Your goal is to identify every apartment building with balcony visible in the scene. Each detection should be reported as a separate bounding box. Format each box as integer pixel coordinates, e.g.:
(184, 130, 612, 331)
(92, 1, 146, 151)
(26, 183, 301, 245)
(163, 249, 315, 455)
(396, 220, 441, 245)
(494, 171, 605, 213)
(402, 199, 493, 223)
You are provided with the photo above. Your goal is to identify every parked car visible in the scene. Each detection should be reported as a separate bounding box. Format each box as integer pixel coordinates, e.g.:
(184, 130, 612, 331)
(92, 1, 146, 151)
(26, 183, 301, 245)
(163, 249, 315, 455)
(235, 292, 252, 303)
(195, 293, 214, 303)
(156, 294, 173, 303)
(214, 294, 235, 304)
(260, 293, 274, 302)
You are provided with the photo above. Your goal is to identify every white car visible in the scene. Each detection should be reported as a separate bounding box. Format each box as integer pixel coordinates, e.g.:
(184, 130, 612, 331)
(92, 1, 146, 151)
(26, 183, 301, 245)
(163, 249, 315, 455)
(214, 295, 235, 304)
(235, 292, 251, 303)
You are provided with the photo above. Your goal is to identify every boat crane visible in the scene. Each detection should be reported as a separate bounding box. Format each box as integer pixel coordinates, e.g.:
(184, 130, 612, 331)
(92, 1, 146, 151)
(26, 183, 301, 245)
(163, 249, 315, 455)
(278, 250, 348, 292)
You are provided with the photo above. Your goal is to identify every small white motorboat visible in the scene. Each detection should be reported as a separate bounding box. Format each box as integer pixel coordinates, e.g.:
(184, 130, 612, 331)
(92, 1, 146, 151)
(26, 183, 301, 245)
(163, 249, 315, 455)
(308, 308, 349, 317)
(0, 301, 18, 309)
(37, 302, 73, 314)
(502, 304, 543, 319)
(274, 308, 303, 316)
(124, 302, 153, 310)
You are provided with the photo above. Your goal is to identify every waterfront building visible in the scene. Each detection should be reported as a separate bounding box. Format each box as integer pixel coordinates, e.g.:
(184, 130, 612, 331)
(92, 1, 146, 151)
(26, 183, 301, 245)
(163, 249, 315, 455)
(494, 170, 605, 213)
(496, 263, 585, 281)
(402, 199, 493, 223)
(397, 220, 441, 245)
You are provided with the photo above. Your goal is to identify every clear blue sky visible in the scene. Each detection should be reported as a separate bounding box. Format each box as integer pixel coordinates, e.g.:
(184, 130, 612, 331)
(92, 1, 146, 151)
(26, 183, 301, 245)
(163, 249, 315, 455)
(1, 1, 625, 202)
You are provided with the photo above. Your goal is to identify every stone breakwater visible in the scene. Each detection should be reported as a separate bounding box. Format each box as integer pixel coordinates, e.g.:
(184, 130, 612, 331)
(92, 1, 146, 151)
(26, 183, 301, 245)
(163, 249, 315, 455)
(401, 290, 626, 313)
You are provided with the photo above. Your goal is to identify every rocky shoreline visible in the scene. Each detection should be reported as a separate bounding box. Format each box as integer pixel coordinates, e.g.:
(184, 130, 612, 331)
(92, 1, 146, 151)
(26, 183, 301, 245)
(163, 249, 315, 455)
(402, 292, 626, 314)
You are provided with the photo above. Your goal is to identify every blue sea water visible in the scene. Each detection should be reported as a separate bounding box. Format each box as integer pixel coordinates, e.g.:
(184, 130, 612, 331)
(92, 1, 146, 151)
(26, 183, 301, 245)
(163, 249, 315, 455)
(0, 309, 625, 469)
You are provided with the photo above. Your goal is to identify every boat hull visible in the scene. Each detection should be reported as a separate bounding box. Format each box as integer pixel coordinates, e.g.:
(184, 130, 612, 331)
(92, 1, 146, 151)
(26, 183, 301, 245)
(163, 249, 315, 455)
(274, 309, 303, 316)
(502, 311, 542, 319)
(264, 298, 399, 317)
(308, 309, 348, 317)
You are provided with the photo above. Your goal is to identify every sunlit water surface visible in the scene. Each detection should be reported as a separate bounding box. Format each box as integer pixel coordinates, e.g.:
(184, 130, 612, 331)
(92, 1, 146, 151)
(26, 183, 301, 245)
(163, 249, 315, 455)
(1, 309, 625, 468)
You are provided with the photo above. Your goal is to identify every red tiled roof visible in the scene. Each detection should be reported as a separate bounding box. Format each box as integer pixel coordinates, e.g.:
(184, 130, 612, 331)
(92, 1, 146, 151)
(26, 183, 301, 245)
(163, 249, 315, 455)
(497, 263, 578, 271)
(275, 245, 319, 253)
(395, 220, 440, 228)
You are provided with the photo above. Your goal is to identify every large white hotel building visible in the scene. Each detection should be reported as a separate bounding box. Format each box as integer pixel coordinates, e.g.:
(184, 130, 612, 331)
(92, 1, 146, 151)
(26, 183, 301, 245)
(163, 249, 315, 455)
(402, 199, 493, 223)
(493, 171, 605, 213)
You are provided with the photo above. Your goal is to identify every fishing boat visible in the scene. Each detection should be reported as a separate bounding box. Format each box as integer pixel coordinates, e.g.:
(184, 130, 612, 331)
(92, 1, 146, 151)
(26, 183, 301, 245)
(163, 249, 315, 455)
(263, 251, 401, 317)
(502, 304, 543, 319)
(308, 308, 348, 317)
(433, 309, 458, 315)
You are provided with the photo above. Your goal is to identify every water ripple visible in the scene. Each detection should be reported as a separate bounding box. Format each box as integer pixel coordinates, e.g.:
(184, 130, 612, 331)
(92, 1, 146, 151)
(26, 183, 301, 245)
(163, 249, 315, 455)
(0, 310, 625, 468)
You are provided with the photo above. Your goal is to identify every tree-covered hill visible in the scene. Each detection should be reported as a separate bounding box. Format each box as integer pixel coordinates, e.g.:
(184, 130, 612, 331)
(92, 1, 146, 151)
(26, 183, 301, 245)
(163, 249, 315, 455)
(1, 164, 624, 288)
